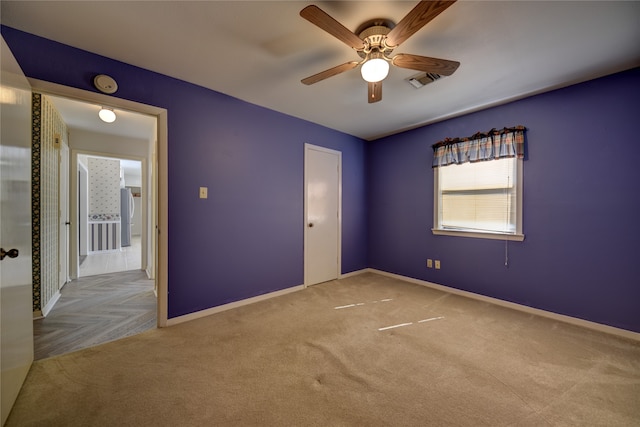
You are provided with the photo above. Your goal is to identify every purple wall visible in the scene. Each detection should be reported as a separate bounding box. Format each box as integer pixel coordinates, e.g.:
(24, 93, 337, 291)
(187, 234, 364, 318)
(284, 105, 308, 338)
(368, 67, 640, 333)
(3, 25, 638, 332)
(2, 26, 368, 318)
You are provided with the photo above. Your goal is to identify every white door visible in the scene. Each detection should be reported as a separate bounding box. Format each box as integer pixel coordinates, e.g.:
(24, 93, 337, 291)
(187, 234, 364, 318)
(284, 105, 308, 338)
(59, 142, 69, 286)
(78, 161, 89, 258)
(1, 37, 34, 425)
(304, 144, 341, 286)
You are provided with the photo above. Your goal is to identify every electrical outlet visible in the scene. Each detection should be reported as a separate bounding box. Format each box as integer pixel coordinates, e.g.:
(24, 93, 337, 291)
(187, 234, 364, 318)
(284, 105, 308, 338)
(435, 260, 441, 270)
(427, 259, 433, 268)
(199, 187, 208, 199)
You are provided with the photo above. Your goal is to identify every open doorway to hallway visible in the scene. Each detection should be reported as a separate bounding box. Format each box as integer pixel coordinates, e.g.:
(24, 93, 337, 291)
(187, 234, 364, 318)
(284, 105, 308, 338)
(31, 93, 159, 359)
(77, 155, 143, 277)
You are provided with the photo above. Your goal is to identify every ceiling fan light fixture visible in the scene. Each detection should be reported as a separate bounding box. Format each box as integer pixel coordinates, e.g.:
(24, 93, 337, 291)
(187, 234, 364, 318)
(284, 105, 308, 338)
(299, 2, 460, 102)
(98, 107, 116, 123)
(361, 56, 389, 83)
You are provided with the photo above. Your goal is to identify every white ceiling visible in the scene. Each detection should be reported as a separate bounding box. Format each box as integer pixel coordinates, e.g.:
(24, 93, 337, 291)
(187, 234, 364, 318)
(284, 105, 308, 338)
(2, 1, 639, 141)
(47, 95, 157, 141)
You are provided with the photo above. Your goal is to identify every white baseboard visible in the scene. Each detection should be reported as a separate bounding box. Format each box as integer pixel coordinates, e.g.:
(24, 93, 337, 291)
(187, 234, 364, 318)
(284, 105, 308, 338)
(41, 290, 61, 318)
(165, 269, 639, 341)
(339, 269, 370, 279)
(367, 269, 640, 342)
(166, 284, 305, 327)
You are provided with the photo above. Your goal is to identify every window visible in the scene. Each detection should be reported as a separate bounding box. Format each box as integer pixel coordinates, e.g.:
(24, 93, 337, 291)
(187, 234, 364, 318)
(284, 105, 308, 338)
(432, 127, 525, 241)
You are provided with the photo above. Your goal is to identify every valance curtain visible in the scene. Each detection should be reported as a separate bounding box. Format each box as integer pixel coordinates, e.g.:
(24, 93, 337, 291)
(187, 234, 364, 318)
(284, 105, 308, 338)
(432, 126, 526, 168)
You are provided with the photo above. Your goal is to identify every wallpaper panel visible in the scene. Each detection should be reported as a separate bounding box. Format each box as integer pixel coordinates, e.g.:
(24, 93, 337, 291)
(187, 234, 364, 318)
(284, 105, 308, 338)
(31, 93, 67, 313)
(88, 157, 120, 219)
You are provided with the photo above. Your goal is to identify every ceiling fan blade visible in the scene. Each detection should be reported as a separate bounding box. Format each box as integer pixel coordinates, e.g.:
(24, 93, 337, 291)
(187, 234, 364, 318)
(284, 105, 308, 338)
(368, 82, 382, 104)
(301, 61, 360, 85)
(300, 5, 365, 50)
(392, 53, 460, 76)
(385, 1, 457, 47)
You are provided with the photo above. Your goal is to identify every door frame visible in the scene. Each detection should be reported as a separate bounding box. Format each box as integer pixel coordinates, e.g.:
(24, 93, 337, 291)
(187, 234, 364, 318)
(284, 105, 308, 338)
(28, 78, 170, 327)
(303, 143, 342, 287)
(72, 151, 147, 273)
(58, 140, 70, 288)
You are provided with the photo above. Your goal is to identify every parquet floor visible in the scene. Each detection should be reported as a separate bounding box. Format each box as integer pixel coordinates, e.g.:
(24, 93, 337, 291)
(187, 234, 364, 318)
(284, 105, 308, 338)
(33, 270, 156, 360)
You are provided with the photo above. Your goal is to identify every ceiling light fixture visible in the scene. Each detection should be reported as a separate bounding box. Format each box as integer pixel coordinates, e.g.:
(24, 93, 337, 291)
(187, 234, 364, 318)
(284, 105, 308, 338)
(360, 52, 390, 83)
(98, 107, 116, 123)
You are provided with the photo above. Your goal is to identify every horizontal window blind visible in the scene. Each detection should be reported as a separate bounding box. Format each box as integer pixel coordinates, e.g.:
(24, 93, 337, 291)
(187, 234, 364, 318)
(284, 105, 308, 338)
(438, 157, 516, 233)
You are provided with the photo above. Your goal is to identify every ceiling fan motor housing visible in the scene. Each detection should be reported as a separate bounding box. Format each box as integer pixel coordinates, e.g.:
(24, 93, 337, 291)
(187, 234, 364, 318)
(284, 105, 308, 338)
(358, 24, 394, 58)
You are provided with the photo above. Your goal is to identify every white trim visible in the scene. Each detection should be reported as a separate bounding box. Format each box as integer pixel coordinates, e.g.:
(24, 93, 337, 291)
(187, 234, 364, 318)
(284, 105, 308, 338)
(27, 78, 165, 116)
(339, 269, 369, 279)
(433, 157, 524, 241)
(41, 290, 61, 317)
(28, 77, 169, 329)
(72, 150, 149, 277)
(157, 109, 168, 326)
(304, 143, 342, 287)
(366, 269, 640, 342)
(432, 229, 525, 241)
(166, 284, 305, 327)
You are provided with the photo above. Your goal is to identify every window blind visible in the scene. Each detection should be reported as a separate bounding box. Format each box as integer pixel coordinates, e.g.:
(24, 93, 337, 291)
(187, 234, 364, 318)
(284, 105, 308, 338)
(438, 157, 516, 233)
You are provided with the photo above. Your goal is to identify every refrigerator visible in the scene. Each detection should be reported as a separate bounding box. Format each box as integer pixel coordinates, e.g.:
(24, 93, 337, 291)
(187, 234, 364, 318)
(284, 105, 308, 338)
(120, 187, 134, 247)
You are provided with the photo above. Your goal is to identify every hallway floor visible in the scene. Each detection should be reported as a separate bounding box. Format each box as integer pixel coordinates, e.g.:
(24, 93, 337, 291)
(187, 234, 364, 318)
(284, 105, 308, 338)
(33, 270, 156, 360)
(79, 235, 142, 277)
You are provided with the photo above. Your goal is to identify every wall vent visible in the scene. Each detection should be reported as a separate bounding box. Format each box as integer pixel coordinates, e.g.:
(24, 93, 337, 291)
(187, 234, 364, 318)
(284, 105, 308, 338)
(407, 72, 442, 89)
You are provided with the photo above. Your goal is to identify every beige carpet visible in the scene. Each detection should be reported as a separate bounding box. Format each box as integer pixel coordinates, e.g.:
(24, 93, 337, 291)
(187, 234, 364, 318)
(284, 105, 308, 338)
(7, 273, 640, 426)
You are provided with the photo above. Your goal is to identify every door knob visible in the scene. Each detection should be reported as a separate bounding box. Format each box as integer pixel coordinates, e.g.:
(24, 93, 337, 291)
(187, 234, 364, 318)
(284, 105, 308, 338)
(0, 248, 19, 261)
(308, 223, 314, 228)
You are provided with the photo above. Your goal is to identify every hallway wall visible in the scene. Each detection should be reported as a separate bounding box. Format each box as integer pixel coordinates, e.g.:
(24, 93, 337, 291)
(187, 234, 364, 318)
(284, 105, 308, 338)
(31, 93, 67, 315)
(87, 157, 120, 252)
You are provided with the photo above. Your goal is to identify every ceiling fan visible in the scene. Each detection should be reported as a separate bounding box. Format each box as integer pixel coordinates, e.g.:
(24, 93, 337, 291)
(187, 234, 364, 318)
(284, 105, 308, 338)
(300, 1, 460, 103)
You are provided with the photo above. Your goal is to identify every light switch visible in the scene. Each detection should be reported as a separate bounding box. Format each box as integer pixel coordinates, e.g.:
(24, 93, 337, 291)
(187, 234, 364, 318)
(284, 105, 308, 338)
(199, 187, 208, 199)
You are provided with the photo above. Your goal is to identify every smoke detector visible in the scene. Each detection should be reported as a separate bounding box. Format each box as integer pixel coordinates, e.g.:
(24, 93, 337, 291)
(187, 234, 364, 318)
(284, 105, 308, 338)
(94, 74, 118, 94)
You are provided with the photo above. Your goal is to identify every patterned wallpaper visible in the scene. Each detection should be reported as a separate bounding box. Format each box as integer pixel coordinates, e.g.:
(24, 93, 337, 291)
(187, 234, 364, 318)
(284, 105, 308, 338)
(31, 93, 67, 313)
(88, 157, 121, 220)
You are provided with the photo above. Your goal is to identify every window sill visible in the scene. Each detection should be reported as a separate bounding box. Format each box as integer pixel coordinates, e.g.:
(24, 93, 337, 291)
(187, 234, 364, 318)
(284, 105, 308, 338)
(432, 229, 525, 241)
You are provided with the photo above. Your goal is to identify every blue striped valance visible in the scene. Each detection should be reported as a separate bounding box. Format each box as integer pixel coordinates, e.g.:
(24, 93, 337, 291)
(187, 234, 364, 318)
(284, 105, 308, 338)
(432, 126, 526, 168)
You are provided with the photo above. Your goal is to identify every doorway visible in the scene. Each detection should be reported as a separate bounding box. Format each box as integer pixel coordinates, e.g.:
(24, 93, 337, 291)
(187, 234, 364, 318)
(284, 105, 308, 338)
(77, 154, 143, 278)
(59, 142, 70, 288)
(31, 93, 159, 358)
(304, 143, 342, 286)
(28, 77, 169, 328)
